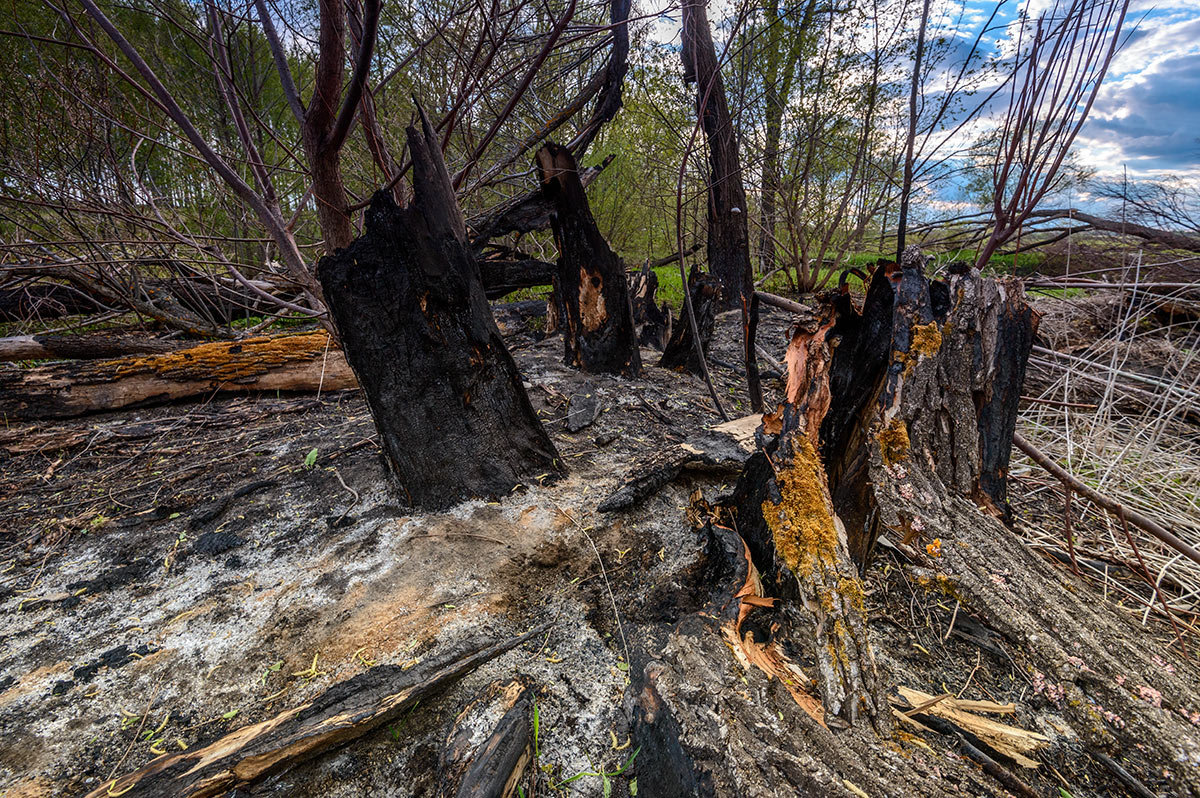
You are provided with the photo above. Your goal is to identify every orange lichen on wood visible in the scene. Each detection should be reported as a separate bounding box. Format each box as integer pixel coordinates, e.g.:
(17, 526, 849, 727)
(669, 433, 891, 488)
(763, 436, 839, 577)
(910, 322, 942, 359)
(105, 333, 336, 383)
(878, 418, 911, 465)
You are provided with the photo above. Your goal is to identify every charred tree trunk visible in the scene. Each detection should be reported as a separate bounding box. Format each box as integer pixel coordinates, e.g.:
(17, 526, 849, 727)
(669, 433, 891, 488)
(629, 261, 673, 350)
(658, 270, 720, 375)
(728, 247, 1039, 730)
(318, 112, 562, 510)
(820, 249, 1034, 564)
(538, 142, 640, 376)
(478, 256, 557, 299)
(733, 312, 888, 730)
(681, 0, 753, 313)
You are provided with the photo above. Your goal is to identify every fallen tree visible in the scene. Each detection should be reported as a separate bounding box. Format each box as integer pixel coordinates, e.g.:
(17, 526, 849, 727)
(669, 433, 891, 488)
(0, 332, 355, 419)
(0, 332, 185, 362)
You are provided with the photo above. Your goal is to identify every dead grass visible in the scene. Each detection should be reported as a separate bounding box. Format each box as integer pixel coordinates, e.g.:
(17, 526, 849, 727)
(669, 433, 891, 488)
(1013, 259, 1200, 641)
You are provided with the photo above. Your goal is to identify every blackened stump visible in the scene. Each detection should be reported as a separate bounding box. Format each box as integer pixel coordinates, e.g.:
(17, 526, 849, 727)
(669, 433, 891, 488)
(537, 142, 641, 376)
(318, 113, 562, 509)
(658, 270, 720, 375)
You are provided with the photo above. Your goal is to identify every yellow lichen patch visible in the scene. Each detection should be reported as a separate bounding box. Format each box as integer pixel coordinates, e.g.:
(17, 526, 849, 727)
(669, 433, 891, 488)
(837, 576, 866, 612)
(878, 418, 910, 465)
(105, 333, 334, 382)
(910, 321, 942, 358)
(762, 437, 839, 577)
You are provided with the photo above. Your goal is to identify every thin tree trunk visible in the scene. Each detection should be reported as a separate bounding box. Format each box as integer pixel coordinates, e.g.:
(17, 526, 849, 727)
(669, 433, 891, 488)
(895, 0, 931, 262)
(681, 0, 752, 312)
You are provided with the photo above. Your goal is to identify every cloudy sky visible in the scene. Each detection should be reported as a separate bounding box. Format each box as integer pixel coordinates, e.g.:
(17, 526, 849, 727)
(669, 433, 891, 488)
(643, 0, 1200, 186)
(1078, 0, 1200, 181)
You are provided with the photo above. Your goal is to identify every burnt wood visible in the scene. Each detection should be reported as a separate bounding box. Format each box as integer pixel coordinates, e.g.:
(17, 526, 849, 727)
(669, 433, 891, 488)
(478, 256, 557, 299)
(629, 260, 672, 350)
(538, 142, 640, 376)
(86, 631, 540, 798)
(681, 0, 752, 311)
(318, 111, 562, 509)
(658, 270, 720, 374)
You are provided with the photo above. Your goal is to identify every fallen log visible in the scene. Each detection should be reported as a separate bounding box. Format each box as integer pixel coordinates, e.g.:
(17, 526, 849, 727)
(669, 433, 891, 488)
(0, 332, 185, 362)
(538, 142, 640, 376)
(87, 630, 541, 798)
(0, 332, 355, 420)
(317, 109, 563, 510)
(0, 282, 103, 321)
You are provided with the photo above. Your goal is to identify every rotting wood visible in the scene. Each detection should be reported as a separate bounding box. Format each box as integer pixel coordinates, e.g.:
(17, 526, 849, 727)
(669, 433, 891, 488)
(317, 108, 563, 510)
(538, 142, 640, 376)
(0, 332, 355, 420)
(751, 248, 1200, 794)
(86, 629, 542, 798)
(819, 250, 1034, 565)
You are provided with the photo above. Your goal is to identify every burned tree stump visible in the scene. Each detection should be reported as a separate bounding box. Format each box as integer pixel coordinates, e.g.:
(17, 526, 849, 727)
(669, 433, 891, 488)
(820, 248, 1035, 564)
(537, 142, 641, 376)
(629, 260, 672, 350)
(318, 111, 562, 510)
(733, 312, 886, 730)
(729, 248, 1038, 730)
(658, 270, 720, 375)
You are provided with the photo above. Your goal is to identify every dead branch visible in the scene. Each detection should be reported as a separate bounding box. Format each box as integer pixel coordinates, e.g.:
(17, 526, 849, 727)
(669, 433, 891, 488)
(86, 629, 541, 798)
(1012, 432, 1200, 569)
